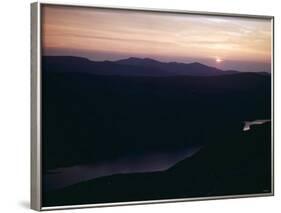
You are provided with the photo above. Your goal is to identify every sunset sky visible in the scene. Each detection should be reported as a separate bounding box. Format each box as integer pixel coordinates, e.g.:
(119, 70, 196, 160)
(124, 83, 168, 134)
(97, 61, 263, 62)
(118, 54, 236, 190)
(42, 5, 273, 72)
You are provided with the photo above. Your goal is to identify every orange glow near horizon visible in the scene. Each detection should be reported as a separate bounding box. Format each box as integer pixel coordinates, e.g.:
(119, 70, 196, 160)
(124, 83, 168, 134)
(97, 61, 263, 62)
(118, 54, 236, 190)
(42, 5, 272, 71)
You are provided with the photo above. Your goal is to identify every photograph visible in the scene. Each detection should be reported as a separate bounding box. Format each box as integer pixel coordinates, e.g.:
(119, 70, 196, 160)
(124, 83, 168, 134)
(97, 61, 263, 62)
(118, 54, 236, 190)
(39, 4, 273, 208)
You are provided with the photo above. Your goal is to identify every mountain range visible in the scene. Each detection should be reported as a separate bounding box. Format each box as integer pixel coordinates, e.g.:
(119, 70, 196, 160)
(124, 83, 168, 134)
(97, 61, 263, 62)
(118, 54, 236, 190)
(43, 56, 270, 77)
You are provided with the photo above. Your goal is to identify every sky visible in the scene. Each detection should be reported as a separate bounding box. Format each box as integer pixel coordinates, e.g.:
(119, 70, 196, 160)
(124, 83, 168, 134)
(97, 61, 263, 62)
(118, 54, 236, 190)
(42, 5, 273, 72)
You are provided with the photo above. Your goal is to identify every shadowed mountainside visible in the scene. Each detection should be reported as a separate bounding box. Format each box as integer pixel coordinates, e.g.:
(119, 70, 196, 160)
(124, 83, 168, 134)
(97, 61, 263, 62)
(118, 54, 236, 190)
(43, 123, 271, 207)
(42, 63, 271, 171)
(42, 56, 271, 206)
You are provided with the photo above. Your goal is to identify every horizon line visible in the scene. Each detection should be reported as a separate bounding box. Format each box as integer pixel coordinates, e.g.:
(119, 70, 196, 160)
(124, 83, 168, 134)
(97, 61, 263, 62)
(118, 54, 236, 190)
(42, 55, 272, 73)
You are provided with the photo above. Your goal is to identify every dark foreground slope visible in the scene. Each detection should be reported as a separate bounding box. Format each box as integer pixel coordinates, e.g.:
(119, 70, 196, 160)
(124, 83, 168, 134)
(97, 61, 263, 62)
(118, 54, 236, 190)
(42, 69, 271, 171)
(43, 123, 271, 207)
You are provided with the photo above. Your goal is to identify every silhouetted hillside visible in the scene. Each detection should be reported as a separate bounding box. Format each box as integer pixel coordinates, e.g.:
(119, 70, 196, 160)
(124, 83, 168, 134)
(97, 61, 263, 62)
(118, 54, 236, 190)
(43, 123, 271, 207)
(42, 69, 271, 171)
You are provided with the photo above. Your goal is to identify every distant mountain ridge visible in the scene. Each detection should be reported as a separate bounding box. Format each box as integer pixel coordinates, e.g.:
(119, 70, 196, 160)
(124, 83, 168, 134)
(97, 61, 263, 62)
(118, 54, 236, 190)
(43, 56, 245, 77)
(116, 57, 239, 76)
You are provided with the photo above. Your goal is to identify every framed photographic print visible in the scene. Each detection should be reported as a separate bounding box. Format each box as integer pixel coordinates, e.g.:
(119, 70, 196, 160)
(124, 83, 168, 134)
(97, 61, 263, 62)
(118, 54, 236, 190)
(31, 2, 274, 211)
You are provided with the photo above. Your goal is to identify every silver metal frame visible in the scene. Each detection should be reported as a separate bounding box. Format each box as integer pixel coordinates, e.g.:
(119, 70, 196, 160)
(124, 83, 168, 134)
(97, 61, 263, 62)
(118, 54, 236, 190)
(31, 1, 275, 211)
(31, 2, 41, 211)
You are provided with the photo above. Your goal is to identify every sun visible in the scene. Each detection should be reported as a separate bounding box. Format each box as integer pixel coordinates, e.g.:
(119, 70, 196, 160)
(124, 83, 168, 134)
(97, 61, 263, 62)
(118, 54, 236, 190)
(216, 58, 223, 63)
